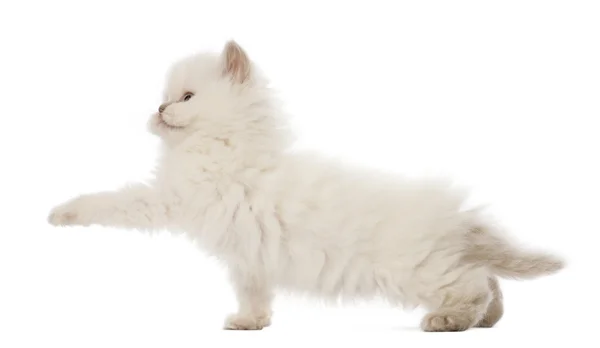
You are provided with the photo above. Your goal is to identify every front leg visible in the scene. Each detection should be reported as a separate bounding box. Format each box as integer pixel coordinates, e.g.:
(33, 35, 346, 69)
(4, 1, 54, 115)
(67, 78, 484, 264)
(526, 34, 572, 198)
(48, 184, 168, 231)
(224, 268, 274, 330)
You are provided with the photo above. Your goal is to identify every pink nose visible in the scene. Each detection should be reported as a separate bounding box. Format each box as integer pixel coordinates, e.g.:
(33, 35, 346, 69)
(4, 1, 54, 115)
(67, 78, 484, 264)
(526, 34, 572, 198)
(158, 102, 170, 113)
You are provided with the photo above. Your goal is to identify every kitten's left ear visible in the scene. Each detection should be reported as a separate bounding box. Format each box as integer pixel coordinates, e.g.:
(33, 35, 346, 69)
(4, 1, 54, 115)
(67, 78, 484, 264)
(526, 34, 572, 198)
(221, 40, 251, 84)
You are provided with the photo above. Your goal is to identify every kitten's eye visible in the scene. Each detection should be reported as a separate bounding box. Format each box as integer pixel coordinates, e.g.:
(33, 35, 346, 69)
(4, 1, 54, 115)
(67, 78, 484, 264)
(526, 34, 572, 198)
(181, 92, 194, 102)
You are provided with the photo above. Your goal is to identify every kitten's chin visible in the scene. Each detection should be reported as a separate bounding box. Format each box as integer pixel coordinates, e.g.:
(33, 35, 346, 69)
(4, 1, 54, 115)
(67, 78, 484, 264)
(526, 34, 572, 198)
(147, 114, 169, 137)
(146, 114, 191, 148)
(147, 113, 183, 136)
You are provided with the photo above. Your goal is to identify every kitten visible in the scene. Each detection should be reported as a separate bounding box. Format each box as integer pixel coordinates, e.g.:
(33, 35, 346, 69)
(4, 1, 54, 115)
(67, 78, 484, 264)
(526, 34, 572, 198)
(48, 40, 564, 332)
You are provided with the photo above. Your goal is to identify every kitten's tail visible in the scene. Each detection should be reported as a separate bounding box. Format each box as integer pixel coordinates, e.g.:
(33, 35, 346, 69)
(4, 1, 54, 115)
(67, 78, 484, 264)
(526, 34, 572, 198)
(463, 219, 565, 280)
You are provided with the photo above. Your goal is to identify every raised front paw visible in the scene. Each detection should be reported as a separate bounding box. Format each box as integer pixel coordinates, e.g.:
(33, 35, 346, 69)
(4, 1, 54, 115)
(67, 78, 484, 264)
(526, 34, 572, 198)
(48, 197, 89, 226)
(223, 313, 271, 330)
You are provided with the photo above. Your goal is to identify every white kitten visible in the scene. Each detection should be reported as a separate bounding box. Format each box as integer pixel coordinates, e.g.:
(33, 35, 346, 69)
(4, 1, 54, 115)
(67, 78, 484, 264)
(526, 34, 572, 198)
(49, 40, 564, 332)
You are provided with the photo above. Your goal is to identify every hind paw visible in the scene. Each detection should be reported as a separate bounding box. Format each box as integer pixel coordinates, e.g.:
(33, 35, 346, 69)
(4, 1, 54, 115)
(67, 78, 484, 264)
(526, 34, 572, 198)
(421, 312, 474, 332)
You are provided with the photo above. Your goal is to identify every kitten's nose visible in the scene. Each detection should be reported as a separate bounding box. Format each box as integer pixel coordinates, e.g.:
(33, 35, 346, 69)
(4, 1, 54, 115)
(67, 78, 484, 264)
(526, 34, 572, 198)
(158, 102, 171, 113)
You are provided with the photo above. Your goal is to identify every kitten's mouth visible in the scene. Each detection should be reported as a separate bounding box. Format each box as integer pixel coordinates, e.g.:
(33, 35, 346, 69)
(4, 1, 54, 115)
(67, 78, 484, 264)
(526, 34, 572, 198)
(158, 114, 184, 130)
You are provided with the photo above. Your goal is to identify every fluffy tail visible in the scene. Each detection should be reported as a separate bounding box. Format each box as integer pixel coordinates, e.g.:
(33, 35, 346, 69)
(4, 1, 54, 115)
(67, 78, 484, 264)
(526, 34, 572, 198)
(463, 222, 565, 280)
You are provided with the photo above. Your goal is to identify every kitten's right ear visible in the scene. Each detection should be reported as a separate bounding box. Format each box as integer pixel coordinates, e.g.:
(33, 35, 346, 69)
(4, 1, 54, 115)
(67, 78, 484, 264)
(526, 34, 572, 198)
(221, 40, 251, 84)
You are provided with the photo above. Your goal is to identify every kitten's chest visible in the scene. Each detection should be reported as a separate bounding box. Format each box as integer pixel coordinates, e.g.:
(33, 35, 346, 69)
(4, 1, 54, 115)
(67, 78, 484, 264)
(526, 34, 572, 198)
(155, 153, 268, 254)
(159, 166, 245, 224)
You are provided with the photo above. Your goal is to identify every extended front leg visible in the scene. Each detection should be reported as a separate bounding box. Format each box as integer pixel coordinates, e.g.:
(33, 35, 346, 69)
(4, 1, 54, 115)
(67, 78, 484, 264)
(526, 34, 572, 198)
(48, 184, 169, 231)
(224, 268, 274, 330)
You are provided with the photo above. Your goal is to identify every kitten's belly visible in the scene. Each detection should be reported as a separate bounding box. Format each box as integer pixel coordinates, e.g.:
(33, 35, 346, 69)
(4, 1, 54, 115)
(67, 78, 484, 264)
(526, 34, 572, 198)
(272, 238, 428, 306)
(275, 248, 380, 300)
(270, 207, 469, 306)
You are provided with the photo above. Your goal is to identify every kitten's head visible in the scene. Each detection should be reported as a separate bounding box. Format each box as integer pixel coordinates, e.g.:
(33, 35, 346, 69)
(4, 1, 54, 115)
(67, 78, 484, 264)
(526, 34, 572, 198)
(148, 40, 290, 152)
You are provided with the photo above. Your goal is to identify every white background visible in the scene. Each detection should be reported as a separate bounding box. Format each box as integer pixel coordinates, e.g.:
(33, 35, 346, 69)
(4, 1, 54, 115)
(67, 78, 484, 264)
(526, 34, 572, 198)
(1, 1, 598, 347)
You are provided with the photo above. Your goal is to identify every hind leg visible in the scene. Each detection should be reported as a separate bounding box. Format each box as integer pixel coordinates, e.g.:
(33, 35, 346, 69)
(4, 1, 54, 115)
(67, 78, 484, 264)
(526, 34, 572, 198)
(421, 273, 492, 332)
(476, 277, 503, 328)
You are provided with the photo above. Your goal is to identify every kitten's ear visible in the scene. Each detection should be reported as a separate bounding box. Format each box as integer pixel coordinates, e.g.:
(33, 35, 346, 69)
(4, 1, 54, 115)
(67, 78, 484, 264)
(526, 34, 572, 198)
(221, 40, 251, 84)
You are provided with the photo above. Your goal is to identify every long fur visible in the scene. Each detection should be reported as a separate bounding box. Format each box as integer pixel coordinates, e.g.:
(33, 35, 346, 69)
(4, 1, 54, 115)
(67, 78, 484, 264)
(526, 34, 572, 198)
(48, 40, 564, 331)
(463, 221, 564, 280)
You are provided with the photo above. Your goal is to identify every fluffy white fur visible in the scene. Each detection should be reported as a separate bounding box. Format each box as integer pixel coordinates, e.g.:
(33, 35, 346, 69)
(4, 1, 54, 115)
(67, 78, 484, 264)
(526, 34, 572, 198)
(49, 41, 564, 331)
